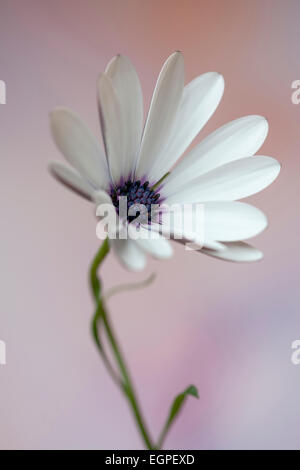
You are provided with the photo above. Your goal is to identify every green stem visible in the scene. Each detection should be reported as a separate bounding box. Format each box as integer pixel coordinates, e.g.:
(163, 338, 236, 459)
(104, 273, 156, 302)
(90, 238, 122, 388)
(90, 237, 109, 299)
(156, 426, 168, 450)
(90, 238, 154, 450)
(101, 305, 153, 449)
(92, 302, 123, 388)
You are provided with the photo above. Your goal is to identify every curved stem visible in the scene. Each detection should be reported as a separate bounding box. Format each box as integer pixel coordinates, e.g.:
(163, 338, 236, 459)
(90, 238, 123, 387)
(90, 238, 154, 450)
(92, 302, 123, 388)
(90, 238, 109, 299)
(101, 304, 154, 449)
(104, 273, 156, 302)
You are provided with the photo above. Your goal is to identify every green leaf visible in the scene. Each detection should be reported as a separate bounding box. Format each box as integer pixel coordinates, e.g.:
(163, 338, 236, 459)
(167, 385, 199, 425)
(157, 385, 199, 449)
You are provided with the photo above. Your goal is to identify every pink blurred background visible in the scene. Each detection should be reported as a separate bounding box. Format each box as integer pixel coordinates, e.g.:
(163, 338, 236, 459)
(1, 0, 300, 449)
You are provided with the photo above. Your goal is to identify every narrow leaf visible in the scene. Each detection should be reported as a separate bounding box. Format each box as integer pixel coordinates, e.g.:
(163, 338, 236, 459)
(157, 385, 199, 449)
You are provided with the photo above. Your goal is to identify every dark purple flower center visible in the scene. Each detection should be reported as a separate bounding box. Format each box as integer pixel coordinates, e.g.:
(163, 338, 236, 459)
(110, 180, 161, 223)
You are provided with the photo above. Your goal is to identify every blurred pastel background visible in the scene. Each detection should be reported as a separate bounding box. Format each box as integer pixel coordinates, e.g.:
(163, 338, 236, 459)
(0, 0, 299, 449)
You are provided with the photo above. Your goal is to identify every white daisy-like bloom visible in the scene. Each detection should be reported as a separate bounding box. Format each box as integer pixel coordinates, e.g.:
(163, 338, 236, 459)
(49, 52, 280, 270)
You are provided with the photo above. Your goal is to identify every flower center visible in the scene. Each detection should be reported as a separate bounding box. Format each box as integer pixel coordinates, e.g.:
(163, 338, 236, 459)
(110, 180, 161, 223)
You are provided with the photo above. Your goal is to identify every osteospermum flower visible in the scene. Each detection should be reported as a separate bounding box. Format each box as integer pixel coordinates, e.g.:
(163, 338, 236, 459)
(49, 52, 280, 270)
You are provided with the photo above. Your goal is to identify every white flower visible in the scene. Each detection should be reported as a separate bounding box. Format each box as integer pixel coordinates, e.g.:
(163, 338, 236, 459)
(49, 52, 280, 270)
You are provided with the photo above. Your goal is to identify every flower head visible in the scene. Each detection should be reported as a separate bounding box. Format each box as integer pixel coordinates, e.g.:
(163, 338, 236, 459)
(49, 52, 280, 270)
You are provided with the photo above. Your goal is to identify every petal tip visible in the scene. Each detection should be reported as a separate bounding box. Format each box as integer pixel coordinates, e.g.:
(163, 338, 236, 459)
(105, 53, 127, 74)
(169, 50, 184, 64)
(215, 72, 225, 93)
(254, 115, 269, 134)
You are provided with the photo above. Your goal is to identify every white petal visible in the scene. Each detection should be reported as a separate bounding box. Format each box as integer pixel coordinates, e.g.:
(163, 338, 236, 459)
(166, 156, 280, 204)
(146, 220, 224, 251)
(50, 108, 109, 189)
(153, 72, 224, 182)
(110, 238, 146, 271)
(92, 189, 114, 205)
(174, 238, 225, 251)
(135, 52, 184, 182)
(97, 74, 125, 186)
(157, 201, 266, 244)
(132, 225, 173, 259)
(202, 241, 263, 262)
(163, 115, 269, 197)
(105, 55, 144, 180)
(49, 161, 94, 200)
(200, 240, 225, 251)
(202, 201, 268, 241)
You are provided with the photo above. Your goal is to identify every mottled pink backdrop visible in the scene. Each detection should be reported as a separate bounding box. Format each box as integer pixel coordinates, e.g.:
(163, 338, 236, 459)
(0, 0, 299, 449)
